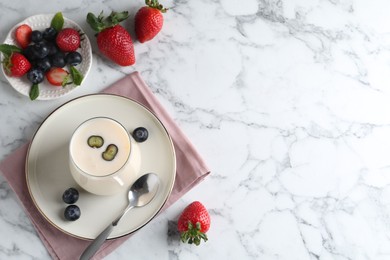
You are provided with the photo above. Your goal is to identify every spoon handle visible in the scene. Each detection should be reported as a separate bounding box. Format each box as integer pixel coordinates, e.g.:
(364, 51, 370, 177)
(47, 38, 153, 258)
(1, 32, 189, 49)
(79, 205, 134, 260)
(80, 224, 114, 260)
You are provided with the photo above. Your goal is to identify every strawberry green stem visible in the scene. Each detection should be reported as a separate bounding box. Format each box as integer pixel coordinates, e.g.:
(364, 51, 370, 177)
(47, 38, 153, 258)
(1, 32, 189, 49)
(180, 221, 208, 246)
(145, 0, 168, 13)
(86, 11, 129, 33)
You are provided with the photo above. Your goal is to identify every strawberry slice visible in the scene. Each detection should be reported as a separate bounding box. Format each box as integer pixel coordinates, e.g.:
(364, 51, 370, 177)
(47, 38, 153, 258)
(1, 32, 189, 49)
(15, 24, 32, 49)
(46, 67, 70, 86)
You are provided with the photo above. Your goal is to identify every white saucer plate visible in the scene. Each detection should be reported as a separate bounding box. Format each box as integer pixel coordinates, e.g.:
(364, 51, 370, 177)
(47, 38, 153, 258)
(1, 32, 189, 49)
(26, 94, 176, 240)
(1, 14, 92, 100)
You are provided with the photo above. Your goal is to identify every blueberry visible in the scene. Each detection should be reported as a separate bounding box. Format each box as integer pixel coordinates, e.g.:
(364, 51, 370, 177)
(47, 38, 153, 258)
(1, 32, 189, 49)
(65, 52, 82, 66)
(132, 127, 149, 142)
(31, 30, 43, 43)
(64, 205, 81, 221)
(43, 27, 57, 41)
(36, 58, 52, 73)
(32, 41, 49, 59)
(50, 52, 66, 68)
(62, 187, 79, 204)
(27, 68, 44, 84)
(22, 45, 37, 62)
(46, 42, 59, 56)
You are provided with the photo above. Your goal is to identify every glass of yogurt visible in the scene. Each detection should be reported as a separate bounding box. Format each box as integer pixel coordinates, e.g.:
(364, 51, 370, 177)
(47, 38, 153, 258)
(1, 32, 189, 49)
(69, 117, 141, 195)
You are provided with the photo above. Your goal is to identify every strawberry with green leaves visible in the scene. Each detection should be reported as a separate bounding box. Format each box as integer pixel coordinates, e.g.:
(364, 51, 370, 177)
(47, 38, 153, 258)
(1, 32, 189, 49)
(86, 11, 135, 66)
(135, 0, 167, 43)
(4, 52, 31, 77)
(0, 44, 31, 77)
(177, 201, 210, 245)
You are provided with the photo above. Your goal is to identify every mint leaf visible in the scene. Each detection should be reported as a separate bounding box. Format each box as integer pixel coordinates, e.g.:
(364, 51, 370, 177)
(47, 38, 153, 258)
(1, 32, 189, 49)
(70, 66, 83, 86)
(29, 84, 39, 100)
(62, 74, 72, 88)
(0, 44, 21, 57)
(51, 12, 64, 32)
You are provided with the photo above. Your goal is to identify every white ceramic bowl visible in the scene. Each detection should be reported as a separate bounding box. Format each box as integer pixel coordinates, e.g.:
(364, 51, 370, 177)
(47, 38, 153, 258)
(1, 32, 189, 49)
(1, 14, 92, 100)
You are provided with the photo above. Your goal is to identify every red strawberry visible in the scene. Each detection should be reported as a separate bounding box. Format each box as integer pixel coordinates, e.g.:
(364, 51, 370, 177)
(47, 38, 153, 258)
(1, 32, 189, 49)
(46, 67, 70, 86)
(56, 28, 80, 52)
(87, 11, 135, 66)
(177, 201, 210, 245)
(2, 52, 31, 77)
(135, 0, 167, 43)
(15, 24, 32, 49)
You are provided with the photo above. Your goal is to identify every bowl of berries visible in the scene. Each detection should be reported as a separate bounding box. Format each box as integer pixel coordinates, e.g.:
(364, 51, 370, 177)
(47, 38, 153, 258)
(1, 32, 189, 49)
(0, 12, 92, 100)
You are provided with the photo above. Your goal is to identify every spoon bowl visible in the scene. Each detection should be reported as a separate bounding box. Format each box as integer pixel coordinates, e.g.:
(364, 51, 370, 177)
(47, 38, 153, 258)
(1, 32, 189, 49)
(128, 173, 160, 208)
(80, 173, 160, 260)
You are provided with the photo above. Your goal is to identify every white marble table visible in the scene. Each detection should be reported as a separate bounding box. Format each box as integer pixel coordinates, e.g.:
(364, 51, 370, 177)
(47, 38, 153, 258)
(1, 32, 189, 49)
(1, 0, 390, 259)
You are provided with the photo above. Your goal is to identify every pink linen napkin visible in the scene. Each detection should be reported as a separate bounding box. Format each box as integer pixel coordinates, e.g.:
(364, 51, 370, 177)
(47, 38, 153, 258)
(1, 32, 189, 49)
(0, 71, 210, 260)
